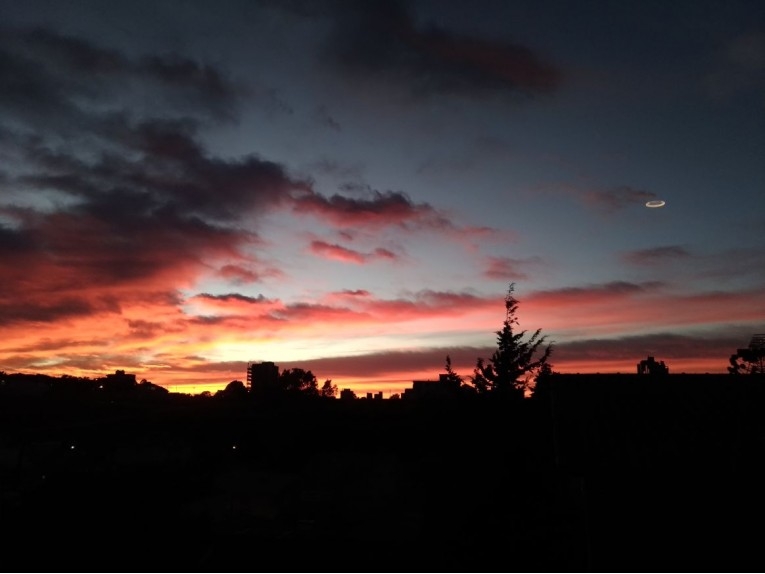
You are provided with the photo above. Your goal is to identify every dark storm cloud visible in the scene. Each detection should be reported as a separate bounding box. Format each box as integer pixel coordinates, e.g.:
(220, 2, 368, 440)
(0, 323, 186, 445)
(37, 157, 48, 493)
(116, 119, 307, 217)
(0, 21, 492, 333)
(0, 25, 313, 325)
(0, 296, 119, 325)
(0, 219, 36, 254)
(0, 27, 241, 125)
(273, 0, 561, 98)
(1, 27, 307, 229)
(17, 115, 306, 222)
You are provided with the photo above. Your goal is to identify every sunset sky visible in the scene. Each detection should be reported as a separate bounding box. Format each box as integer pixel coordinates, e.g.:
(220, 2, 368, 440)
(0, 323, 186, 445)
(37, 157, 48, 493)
(1, 0, 763, 395)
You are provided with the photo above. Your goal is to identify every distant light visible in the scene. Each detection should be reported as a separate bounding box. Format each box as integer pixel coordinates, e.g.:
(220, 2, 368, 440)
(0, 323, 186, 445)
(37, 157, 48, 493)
(646, 200, 666, 208)
(70, 445, 75, 450)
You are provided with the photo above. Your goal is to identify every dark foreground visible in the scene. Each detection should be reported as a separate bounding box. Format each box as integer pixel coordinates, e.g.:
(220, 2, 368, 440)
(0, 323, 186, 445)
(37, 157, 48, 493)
(2, 377, 764, 572)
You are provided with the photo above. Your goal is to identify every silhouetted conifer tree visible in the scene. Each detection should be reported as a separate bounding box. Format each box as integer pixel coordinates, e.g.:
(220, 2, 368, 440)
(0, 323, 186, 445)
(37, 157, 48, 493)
(444, 354, 463, 384)
(470, 282, 553, 398)
(529, 361, 557, 401)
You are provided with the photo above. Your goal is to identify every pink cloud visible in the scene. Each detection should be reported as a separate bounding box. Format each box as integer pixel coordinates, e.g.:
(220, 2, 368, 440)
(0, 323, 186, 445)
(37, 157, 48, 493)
(217, 264, 262, 283)
(483, 255, 543, 280)
(309, 240, 400, 264)
(290, 188, 450, 230)
(309, 240, 367, 263)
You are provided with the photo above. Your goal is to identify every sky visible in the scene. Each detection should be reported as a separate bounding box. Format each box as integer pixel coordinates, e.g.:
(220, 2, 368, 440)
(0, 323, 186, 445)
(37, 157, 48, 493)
(0, 0, 763, 396)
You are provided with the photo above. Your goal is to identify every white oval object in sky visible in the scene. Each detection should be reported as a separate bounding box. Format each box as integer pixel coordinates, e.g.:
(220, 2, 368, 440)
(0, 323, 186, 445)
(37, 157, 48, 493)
(646, 200, 666, 208)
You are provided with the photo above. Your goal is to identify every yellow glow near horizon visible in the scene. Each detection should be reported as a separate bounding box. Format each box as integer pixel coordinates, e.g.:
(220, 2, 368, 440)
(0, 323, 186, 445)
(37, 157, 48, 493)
(163, 381, 230, 395)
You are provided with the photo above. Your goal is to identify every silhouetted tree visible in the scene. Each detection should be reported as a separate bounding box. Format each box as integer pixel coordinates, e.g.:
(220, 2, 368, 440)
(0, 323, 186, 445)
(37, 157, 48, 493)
(470, 282, 553, 399)
(530, 361, 557, 401)
(217, 379, 248, 400)
(320, 379, 338, 398)
(637, 356, 669, 375)
(728, 346, 765, 376)
(445, 355, 463, 384)
(138, 378, 170, 396)
(444, 354, 477, 397)
(279, 368, 320, 396)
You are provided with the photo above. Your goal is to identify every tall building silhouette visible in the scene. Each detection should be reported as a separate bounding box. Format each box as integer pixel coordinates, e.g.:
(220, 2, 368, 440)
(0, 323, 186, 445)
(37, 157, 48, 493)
(246, 361, 279, 392)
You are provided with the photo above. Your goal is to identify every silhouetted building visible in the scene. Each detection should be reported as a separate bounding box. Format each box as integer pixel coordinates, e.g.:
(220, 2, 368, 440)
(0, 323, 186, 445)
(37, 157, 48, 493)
(738, 334, 765, 362)
(246, 361, 279, 392)
(749, 334, 765, 349)
(339, 388, 356, 400)
(637, 356, 669, 375)
(402, 373, 461, 400)
(101, 369, 138, 392)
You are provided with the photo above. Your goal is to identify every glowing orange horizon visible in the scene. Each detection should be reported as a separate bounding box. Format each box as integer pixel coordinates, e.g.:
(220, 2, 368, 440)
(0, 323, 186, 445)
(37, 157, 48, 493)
(1, 280, 758, 398)
(143, 355, 733, 397)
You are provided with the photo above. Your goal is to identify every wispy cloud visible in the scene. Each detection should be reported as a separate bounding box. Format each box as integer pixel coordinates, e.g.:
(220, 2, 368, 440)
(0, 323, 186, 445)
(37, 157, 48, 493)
(582, 185, 659, 212)
(483, 255, 544, 280)
(526, 281, 765, 335)
(621, 245, 691, 265)
(308, 240, 400, 264)
(290, 186, 450, 230)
